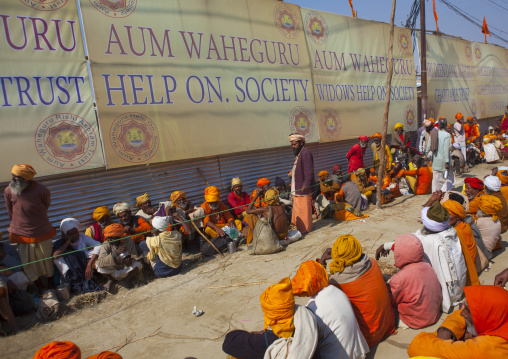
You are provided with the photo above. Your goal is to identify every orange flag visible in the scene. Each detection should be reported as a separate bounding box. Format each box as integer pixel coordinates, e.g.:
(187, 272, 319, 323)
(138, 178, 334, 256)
(433, 0, 439, 32)
(482, 16, 491, 43)
(348, 0, 356, 17)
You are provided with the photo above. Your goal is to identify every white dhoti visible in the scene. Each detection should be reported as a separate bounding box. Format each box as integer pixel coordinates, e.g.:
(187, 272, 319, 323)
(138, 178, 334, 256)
(96, 261, 142, 281)
(17, 240, 54, 282)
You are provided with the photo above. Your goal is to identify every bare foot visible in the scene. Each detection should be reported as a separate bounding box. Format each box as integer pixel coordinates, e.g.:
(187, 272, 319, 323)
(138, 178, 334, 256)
(104, 280, 113, 292)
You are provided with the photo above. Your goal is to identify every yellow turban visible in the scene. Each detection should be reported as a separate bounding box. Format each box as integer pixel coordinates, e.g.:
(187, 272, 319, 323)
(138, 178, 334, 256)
(428, 117, 435, 124)
(292, 261, 329, 297)
(136, 192, 150, 207)
(355, 168, 366, 176)
(329, 235, 363, 274)
(170, 190, 186, 203)
(11, 164, 37, 181)
(204, 186, 220, 202)
(497, 171, 508, 186)
(394, 123, 403, 131)
(92, 206, 111, 222)
(371, 132, 382, 139)
(260, 277, 295, 339)
(479, 195, 502, 220)
(264, 188, 280, 206)
(318, 170, 328, 180)
(443, 200, 466, 219)
(231, 177, 242, 188)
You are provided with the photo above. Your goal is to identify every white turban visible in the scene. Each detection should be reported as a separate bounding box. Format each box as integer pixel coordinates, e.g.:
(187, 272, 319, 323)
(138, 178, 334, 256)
(152, 216, 172, 231)
(421, 207, 450, 232)
(60, 218, 81, 234)
(289, 134, 305, 142)
(113, 202, 131, 216)
(484, 175, 502, 192)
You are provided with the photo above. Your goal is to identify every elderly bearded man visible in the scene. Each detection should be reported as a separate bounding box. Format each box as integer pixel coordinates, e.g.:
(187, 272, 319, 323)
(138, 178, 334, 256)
(227, 177, 251, 219)
(134, 192, 156, 222)
(85, 206, 113, 243)
(251, 178, 271, 208)
(4, 165, 56, 294)
(168, 190, 205, 252)
(289, 133, 315, 234)
(113, 202, 152, 244)
(346, 136, 369, 173)
(371, 133, 393, 172)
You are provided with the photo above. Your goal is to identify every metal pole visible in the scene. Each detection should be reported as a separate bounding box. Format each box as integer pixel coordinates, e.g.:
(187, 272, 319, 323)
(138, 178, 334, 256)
(376, 0, 396, 209)
(420, 0, 427, 121)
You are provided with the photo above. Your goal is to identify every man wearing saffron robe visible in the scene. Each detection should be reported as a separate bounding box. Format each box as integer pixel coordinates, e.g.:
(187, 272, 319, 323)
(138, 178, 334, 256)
(250, 178, 271, 208)
(408, 285, 508, 358)
(200, 186, 244, 239)
(112, 202, 152, 243)
(402, 156, 433, 195)
(289, 133, 315, 234)
(85, 206, 113, 243)
(346, 136, 369, 173)
(4, 164, 55, 294)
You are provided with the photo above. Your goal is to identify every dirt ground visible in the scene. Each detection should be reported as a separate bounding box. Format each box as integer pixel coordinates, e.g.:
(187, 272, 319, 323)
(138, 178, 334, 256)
(1, 161, 506, 359)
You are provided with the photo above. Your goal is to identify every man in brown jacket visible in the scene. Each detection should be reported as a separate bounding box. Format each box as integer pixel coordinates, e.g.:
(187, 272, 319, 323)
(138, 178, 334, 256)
(4, 164, 55, 294)
(289, 133, 315, 234)
(96, 224, 142, 291)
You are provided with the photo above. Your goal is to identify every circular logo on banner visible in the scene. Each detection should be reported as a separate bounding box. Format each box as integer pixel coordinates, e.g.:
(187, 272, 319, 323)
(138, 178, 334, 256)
(465, 44, 472, 59)
(320, 108, 341, 141)
(479, 101, 487, 117)
(18, 0, 69, 11)
(404, 104, 416, 129)
(35, 113, 97, 169)
(274, 4, 300, 39)
(110, 112, 159, 163)
(304, 11, 328, 45)
(471, 100, 478, 116)
(398, 31, 410, 54)
(427, 103, 437, 121)
(89, 0, 137, 18)
(474, 46, 482, 60)
(289, 106, 314, 141)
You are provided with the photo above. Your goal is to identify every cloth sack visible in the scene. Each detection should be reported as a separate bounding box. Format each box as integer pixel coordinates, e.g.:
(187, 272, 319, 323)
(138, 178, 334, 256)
(264, 305, 319, 359)
(251, 207, 283, 255)
(36, 289, 60, 321)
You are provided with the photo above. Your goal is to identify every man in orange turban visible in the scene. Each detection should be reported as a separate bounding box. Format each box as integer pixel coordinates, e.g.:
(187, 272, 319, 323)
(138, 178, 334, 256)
(200, 186, 245, 239)
(84, 206, 113, 243)
(168, 190, 205, 253)
(442, 200, 479, 286)
(453, 112, 467, 168)
(222, 277, 295, 359)
(319, 235, 395, 348)
(33, 341, 81, 359)
(371, 132, 393, 172)
(315, 170, 341, 218)
(95, 224, 142, 291)
(408, 285, 508, 358)
(5, 164, 56, 294)
(250, 178, 271, 208)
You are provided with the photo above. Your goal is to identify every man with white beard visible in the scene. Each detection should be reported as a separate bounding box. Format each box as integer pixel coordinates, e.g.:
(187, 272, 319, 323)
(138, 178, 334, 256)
(4, 164, 55, 294)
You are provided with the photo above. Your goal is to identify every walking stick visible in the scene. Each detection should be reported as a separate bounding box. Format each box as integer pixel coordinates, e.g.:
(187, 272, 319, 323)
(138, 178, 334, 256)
(190, 219, 224, 257)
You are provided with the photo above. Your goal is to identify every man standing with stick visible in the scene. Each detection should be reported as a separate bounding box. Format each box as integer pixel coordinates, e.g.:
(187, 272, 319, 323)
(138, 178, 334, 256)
(289, 134, 315, 234)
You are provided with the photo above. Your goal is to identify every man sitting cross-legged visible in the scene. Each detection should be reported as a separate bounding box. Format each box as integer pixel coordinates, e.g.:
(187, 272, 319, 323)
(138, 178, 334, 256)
(84, 206, 114, 243)
(113, 202, 152, 244)
(95, 223, 142, 291)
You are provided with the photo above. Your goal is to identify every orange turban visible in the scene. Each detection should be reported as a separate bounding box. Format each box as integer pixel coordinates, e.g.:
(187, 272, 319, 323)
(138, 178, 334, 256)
(496, 171, 508, 186)
(371, 132, 382, 139)
(170, 190, 186, 203)
(466, 116, 473, 120)
(443, 200, 466, 219)
(318, 170, 328, 179)
(455, 113, 463, 121)
(257, 178, 270, 187)
(204, 186, 220, 202)
(260, 277, 295, 339)
(92, 206, 111, 222)
(87, 351, 123, 359)
(479, 195, 502, 220)
(103, 224, 125, 239)
(292, 261, 329, 297)
(33, 341, 81, 359)
(11, 164, 37, 181)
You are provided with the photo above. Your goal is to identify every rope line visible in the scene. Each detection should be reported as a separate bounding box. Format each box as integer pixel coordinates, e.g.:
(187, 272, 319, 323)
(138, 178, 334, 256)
(0, 164, 377, 273)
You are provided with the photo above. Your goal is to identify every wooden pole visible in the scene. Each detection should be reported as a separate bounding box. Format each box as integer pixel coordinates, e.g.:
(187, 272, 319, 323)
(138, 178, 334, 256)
(376, 0, 397, 209)
(420, 0, 428, 120)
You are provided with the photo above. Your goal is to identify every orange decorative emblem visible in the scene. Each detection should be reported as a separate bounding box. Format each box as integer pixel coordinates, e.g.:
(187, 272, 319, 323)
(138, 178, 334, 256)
(320, 108, 341, 141)
(274, 4, 300, 39)
(305, 12, 328, 45)
(289, 106, 314, 141)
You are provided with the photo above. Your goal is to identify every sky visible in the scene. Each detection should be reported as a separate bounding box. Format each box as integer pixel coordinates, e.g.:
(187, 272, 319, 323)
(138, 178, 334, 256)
(288, 0, 508, 74)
